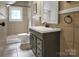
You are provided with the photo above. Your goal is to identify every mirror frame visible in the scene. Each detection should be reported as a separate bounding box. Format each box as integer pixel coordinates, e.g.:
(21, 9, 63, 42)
(42, 1, 59, 24)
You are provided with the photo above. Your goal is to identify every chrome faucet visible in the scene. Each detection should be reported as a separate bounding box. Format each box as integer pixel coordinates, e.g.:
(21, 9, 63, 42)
(42, 22, 49, 27)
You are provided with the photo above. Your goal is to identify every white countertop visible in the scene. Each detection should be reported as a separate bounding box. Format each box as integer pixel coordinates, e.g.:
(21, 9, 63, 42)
(30, 26, 61, 33)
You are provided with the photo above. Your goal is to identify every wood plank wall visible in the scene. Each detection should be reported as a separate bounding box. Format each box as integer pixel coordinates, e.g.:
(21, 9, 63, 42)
(59, 1, 79, 56)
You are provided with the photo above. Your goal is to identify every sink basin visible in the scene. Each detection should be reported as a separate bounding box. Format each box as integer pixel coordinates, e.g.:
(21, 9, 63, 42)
(30, 26, 61, 33)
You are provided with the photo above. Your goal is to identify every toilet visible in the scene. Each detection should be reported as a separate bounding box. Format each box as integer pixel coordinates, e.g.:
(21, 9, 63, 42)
(18, 33, 30, 43)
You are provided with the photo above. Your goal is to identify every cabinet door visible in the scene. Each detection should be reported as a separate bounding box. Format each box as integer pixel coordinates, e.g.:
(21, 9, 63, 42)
(37, 48, 42, 57)
(37, 38, 42, 50)
(36, 38, 43, 57)
(30, 34, 37, 55)
(32, 35, 37, 54)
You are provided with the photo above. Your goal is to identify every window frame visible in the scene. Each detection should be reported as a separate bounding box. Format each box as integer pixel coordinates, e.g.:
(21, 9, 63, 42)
(9, 6, 23, 21)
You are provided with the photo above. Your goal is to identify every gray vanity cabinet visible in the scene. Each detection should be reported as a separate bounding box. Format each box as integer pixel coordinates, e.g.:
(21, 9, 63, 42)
(30, 29, 60, 57)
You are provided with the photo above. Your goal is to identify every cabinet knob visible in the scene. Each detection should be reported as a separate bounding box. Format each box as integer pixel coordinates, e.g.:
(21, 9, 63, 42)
(38, 52, 40, 55)
(38, 42, 40, 45)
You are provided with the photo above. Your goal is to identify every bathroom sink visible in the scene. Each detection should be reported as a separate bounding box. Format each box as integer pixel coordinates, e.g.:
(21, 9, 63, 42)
(30, 26, 61, 33)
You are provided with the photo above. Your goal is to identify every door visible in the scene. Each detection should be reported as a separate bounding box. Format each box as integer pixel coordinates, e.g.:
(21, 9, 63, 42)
(0, 5, 7, 56)
(60, 13, 74, 56)
(74, 12, 79, 56)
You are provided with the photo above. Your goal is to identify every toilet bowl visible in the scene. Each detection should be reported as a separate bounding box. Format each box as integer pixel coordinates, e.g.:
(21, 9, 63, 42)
(18, 33, 30, 44)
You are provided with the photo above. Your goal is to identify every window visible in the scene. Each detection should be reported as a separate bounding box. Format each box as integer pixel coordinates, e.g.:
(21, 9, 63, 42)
(9, 6, 23, 21)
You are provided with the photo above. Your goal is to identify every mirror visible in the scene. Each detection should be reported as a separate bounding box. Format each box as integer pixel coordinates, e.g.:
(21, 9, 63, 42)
(42, 1, 58, 24)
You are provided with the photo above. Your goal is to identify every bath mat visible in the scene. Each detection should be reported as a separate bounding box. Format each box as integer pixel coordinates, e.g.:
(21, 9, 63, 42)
(20, 43, 31, 50)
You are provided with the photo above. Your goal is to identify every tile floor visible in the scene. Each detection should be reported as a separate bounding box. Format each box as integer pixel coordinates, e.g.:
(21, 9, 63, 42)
(2, 33, 35, 57)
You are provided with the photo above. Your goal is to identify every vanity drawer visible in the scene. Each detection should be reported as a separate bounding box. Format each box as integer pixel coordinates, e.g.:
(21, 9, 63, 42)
(37, 48, 42, 57)
(30, 29, 43, 39)
(37, 38, 42, 50)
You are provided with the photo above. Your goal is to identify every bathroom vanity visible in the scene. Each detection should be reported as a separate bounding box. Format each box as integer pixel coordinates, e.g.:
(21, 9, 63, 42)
(30, 26, 61, 57)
